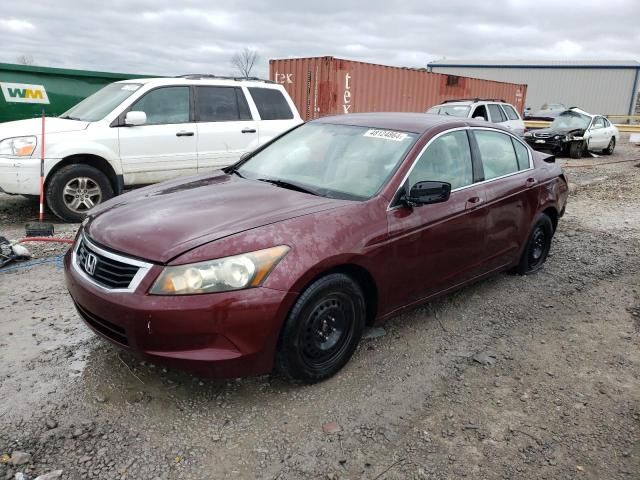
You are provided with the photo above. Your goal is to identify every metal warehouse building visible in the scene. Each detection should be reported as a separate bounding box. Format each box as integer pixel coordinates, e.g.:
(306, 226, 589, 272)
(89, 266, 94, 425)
(426, 60, 640, 115)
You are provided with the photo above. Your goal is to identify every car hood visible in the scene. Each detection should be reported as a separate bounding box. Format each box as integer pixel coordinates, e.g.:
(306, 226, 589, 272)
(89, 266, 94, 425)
(0, 117, 89, 139)
(85, 172, 352, 263)
(530, 127, 585, 137)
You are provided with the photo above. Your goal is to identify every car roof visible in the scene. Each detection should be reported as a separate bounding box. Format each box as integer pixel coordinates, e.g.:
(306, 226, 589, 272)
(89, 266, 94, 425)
(312, 112, 494, 134)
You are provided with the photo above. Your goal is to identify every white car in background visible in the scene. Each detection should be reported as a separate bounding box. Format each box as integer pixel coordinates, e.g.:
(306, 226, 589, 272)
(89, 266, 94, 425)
(427, 98, 525, 136)
(0, 76, 302, 221)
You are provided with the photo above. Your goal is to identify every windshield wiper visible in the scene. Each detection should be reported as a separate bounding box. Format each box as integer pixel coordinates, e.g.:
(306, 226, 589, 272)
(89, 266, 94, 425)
(256, 178, 319, 196)
(226, 165, 245, 178)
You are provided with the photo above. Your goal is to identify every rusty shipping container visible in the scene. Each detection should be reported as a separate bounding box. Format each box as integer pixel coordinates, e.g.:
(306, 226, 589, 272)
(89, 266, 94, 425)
(270, 56, 527, 121)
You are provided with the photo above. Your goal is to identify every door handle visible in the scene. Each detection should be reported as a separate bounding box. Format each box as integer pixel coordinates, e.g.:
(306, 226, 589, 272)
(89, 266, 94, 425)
(176, 131, 194, 137)
(241, 128, 257, 134)
(525, 178, 537, 187)
(466, 196, 482, 209)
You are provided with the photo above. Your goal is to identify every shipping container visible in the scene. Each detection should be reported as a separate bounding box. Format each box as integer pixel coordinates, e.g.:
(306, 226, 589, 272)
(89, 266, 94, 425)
(0, 63, 151, 123)
(270, 56, 527, 121)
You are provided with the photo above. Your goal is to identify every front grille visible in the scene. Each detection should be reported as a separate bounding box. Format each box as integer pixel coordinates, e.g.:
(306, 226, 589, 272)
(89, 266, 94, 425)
(76, 238, 140, 290)
(534, 132, 551, 138)
(74, 301, 129, 346)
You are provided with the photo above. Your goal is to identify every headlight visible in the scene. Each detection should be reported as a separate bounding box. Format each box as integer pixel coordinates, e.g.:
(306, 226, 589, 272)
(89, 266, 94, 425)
(150, 245, 290, 295)
(0, 136, 37, 157)
(524, 132, 532, 137)
(553, 135, 562, 140)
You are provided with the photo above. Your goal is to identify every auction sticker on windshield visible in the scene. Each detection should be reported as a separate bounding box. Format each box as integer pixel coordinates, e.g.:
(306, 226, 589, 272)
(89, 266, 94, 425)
(363, 129, 409, 141)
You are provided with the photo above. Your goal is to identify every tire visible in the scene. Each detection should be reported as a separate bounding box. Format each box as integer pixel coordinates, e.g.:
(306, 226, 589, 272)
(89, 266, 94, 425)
(603, 137, 615, 155)
(569, 140, 585, 159)
(46, 164, 113, 222)
(275, 273, 366, 383)
(516, 213, 554, 275)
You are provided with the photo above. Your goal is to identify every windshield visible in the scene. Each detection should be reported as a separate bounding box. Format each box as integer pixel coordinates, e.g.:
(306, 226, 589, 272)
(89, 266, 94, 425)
(236, 123, 418, 200)
(427, 105, 471, 117)
(549, 111, 591, 130)
(60, 83, 142, 122)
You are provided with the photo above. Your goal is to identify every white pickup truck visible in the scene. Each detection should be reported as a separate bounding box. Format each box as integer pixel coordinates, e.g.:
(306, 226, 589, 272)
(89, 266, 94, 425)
(0, 75, 302, 221)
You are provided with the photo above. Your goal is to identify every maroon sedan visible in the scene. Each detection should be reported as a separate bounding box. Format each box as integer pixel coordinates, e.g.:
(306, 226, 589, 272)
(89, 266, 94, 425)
(65, 113, 568, 383)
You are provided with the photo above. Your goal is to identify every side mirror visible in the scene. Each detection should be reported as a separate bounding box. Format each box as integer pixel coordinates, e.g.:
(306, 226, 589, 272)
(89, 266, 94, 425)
(406, 181, 451, 207)
(473, 116, 486, 121)
(124, 111, 147, 126)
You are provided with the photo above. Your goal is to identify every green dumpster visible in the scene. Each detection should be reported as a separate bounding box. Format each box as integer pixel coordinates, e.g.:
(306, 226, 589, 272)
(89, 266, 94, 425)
(0, 63, 153, 123)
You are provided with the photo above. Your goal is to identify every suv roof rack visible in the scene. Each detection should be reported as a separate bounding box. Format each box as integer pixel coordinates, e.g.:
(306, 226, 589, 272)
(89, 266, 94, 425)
(441, 98, 506, 104)
(176, 74, 274, 83)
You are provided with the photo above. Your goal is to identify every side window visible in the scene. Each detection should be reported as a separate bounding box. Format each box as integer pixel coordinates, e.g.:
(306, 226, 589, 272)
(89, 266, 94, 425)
(248, 87, 294, 120)
(408, 130, 473, 190)
(593, 117, 605, 128)
(487, 104, 507, 123)
(196, 86, 252, 122)
(511, 138, 531, 170)
(502, 104, 520, 120)
(472, 105, 488, 120)
(474, 130, 520, 180)
(130, 87, 189, 125)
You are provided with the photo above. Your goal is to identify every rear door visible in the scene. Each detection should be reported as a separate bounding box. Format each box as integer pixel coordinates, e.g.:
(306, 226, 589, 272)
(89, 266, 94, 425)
(246, 86, 299, 145)
(118, 86, 197, 185)
(385, 129, 488, 309)
(471, 128, 539, 270)
(501, 103, 525, 136)
(195, 86, 259, 173)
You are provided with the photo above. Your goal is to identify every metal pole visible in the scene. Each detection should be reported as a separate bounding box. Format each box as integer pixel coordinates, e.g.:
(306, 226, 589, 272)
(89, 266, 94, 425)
(39, 108, 45, 222)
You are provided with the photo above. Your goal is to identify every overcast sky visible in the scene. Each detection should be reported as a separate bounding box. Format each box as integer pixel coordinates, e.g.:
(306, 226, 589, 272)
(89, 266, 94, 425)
(1, 0, 638, 78)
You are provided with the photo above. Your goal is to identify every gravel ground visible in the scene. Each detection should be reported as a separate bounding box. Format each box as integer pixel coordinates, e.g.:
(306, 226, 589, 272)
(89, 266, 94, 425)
(1, 138, 639, 480)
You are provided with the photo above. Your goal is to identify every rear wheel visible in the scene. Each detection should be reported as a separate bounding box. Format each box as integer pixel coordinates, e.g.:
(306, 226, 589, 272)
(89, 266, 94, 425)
(46, 164, 113, 222)
(603, 137, 615, 155)
(276, 273, 366, 383)
(516, 214, 554, 275)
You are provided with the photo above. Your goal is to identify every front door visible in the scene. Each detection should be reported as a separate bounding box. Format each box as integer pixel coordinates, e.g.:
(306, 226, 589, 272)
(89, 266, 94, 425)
(118, 86, 197, 185)
(385, 129, 488, 310)
(588, 116, 609, 149)
(194, 86, 259, 172)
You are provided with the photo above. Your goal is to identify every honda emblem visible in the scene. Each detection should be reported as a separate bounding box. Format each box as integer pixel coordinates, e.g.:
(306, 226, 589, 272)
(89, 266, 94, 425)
(84, 252, 98, 276)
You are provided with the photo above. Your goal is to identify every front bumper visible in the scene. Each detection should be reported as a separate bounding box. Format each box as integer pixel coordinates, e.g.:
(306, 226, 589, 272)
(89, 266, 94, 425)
(64, 250, 298, 378)
(0, 156, 41, 195)
(524, 137, 566, 152)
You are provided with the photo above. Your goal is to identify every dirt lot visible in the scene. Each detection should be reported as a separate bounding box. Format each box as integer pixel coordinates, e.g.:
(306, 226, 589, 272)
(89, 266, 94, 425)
(1, 139, 639, 480)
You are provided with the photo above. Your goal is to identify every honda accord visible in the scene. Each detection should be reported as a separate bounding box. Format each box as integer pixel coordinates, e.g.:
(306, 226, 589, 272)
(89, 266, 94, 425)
(64, 113, 568, 383)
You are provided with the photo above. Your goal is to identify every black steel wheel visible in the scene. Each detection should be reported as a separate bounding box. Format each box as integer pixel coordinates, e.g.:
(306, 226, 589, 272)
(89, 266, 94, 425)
(276, 273, 366, 383)
(516, 213, 554, 275)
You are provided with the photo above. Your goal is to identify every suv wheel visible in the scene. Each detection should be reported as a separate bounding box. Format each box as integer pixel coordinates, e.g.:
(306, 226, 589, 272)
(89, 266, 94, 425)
(276, 273, 366, 383)
(46, 164, 113, 222)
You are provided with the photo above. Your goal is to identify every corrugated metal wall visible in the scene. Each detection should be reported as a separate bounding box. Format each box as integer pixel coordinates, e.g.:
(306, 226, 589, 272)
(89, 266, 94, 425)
(428, 65, 638, 115)
(270, 57, 527, 121)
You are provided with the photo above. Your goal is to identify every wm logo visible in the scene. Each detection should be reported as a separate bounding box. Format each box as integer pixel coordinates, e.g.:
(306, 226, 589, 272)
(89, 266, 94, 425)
(1, 82, 50, 104)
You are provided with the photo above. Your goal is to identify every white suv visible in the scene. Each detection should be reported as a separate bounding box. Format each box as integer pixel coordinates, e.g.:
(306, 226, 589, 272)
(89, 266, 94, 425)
(0, 75, 302, 221)
(427, 98, 525, 136)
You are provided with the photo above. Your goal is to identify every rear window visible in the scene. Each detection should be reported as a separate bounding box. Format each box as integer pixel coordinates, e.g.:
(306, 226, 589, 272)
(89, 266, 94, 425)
(502, 104, 520, 121)
(248, 87, 294, 120)
(196, 86, 252, 122)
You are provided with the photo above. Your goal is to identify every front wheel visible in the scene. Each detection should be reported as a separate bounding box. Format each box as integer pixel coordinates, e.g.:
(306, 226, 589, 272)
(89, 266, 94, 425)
(275, 273, 366, 383)
(569, 140, 585, 159)
(516, 213, 554, 275)
(46, 164, 114, 222)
